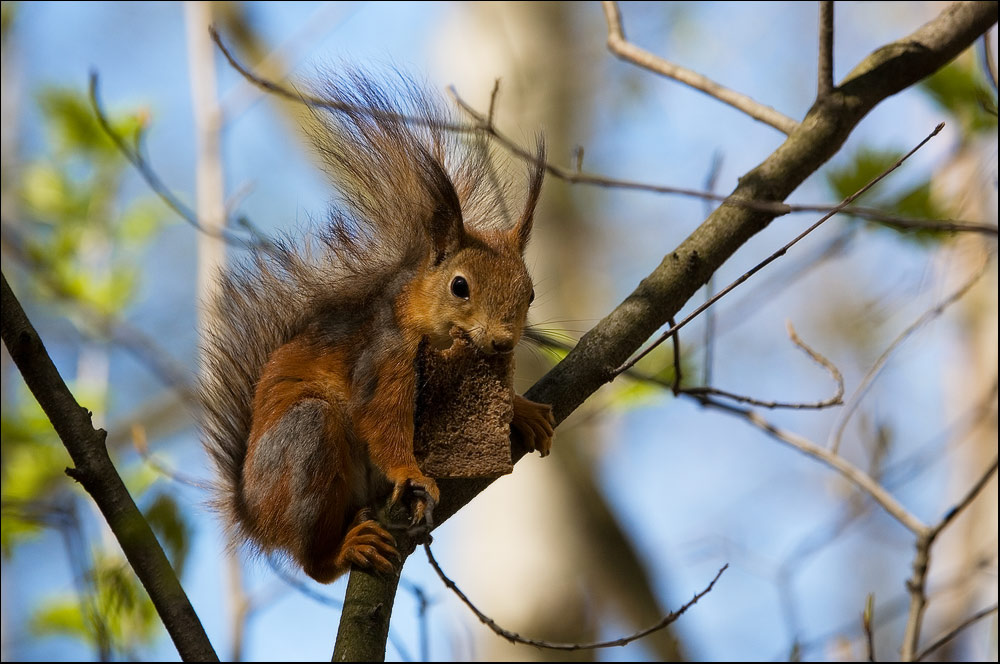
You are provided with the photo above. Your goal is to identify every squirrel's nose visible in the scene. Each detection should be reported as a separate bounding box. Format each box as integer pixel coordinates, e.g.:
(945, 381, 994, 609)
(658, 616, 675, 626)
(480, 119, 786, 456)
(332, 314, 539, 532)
(491, 337, 515, 354)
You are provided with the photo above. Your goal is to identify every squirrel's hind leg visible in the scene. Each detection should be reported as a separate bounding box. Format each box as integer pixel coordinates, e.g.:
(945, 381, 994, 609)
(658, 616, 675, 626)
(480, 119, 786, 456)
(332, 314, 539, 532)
(245, 397, 391, 583)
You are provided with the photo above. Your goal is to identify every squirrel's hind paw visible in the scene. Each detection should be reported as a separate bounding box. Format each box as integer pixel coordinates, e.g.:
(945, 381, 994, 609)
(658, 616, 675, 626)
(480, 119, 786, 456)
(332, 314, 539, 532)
(335, 518, 400, 575)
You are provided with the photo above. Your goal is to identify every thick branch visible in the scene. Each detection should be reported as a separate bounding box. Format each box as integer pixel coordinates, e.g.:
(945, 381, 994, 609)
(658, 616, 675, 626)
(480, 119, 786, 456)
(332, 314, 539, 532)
(0, 273, 217, 662)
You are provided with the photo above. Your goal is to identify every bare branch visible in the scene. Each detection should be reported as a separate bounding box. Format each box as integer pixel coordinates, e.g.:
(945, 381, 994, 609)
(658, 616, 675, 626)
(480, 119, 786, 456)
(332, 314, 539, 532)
(698, 396, 927, 535)
(818, 2, 835, 97)
(209, 26, 472, 133)
(901, 456, 998, 661)
(829, 260, 989, 454)
(901, 535, 932, 662)
(601, 1, 798, 134)
(615, 123, 945, 377)
(425, 542, 726, 651)
(131, 424, 210, 490)
(931, 456, 999, 538)
(88, 72, 265, 250)
(219, 2, 363, 122)
(681, 322, 844, 409)
(915, 603, 999, 661)
(0, 272, 218, 662)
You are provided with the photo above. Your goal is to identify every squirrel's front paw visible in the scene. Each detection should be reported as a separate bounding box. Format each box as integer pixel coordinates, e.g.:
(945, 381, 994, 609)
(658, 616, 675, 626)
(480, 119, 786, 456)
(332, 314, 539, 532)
(388, 468, 440, 527)
(512, 394, 556, 457)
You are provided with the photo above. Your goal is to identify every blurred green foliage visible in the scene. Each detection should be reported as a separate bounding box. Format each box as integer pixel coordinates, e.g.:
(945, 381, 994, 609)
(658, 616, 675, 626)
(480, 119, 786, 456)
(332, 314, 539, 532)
(921, 58, 998, 137)
(2, 85, 189, 657)
(826, 56, 997, 244)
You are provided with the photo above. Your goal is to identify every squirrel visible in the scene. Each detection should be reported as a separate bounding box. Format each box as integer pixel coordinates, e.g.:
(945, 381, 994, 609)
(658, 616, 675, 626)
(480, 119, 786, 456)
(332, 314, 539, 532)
(199, 72, 556, 584)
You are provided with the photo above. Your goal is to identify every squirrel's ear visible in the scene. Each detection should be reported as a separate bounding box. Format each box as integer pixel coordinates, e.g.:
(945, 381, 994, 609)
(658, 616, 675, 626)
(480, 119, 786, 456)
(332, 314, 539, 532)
(512, 137, 545, 254)
(420, 149, 465, 263)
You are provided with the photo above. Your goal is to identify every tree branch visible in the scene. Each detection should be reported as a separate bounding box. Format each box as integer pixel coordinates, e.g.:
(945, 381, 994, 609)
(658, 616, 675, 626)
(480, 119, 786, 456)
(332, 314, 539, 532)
(902, 456, 1000, 660)
(915, 603, 999, 661)
(601, 0, 799, 134)
(0, 272, 218, 662)
(425, 542, 727, 651)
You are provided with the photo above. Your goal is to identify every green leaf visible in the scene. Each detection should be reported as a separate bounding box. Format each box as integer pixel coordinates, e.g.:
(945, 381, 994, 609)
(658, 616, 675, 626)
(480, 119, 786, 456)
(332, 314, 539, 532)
(143, 492, 191, 575)
(29, 598, 89, 640)
(118, 200, 165, 244)
(92, 558, 159, 646)
(37, 88, 146, 161)
(0, 513, 44, 557)
(612, 344, 691, 410)
(826, 147, 901, 202)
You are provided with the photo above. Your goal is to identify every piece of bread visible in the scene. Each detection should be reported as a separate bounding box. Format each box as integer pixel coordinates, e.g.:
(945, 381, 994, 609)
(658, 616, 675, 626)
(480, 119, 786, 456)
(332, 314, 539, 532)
(413, 338, 514, 479)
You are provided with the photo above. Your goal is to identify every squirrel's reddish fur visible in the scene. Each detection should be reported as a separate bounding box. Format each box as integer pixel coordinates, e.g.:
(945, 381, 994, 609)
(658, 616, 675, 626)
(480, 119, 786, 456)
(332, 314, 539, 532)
(199, 72, 554, 582)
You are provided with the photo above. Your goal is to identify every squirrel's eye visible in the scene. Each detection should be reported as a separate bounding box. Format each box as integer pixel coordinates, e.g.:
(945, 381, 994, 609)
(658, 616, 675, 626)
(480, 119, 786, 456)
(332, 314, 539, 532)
(451, 276, 470, 300)
(529, 288, 535, 304)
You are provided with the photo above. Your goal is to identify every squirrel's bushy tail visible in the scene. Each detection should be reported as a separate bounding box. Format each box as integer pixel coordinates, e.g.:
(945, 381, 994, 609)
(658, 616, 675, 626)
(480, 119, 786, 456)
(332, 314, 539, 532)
(199, 244, 315, 532)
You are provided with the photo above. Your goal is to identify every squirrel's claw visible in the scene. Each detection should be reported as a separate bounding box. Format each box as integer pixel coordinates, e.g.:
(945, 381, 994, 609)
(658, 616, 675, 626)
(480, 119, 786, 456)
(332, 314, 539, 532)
(512, 395, 556, 457)
(388, 469, 440, 532)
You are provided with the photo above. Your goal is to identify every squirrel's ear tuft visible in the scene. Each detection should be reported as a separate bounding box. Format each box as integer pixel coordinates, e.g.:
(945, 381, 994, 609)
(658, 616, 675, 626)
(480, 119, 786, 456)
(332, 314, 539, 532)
(420, 148, 465, 263)
(513, 137, 545, 254)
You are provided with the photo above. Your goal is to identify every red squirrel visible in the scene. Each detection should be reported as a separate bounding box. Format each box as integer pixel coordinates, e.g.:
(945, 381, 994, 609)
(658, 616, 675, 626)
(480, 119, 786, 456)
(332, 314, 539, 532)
(199, 73, 555, 583)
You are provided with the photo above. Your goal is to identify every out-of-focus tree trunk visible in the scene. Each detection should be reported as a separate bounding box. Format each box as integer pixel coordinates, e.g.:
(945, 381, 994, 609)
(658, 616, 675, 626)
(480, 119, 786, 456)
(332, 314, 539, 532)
(928, 122, 998, 662)
(186, 2, 249, 660)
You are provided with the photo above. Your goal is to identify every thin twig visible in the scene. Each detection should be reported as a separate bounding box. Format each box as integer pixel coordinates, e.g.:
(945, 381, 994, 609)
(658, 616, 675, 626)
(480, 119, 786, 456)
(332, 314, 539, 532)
(459, 91, 998, 235)
(794, 548, 997, 659)
(664, 316, 682, 393)
(88, 72, 263, 250)
(210, 26, 473, 133)
(700, 395, 927, 534)
(915, 603, 999, 661)
(682, 322, 844, 409)
(425, 542, 726, 651)
(901, 456, 998, 661)
(487, 78, 501, 126)
(601, 1, 798, 134)
(615, 123, 946, 377)
(219, 2, 363, 122)
(818, 2, 835, 97)
(931, 456, 999, 538)
(829, 260, 989, 454)
(131, 424, 210, 490)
